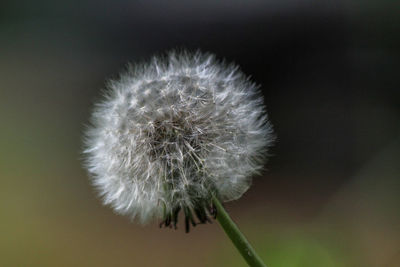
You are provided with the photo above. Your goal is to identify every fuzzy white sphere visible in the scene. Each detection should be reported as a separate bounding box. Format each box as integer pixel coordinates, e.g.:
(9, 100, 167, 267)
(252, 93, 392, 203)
(83, 51, 274, 228)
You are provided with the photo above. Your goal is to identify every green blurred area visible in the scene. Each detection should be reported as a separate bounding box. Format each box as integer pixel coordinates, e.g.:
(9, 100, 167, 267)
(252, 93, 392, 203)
(1, 1, 399, 266)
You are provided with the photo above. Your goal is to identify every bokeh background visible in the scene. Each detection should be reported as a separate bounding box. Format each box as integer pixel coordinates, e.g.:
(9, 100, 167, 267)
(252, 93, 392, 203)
(1, 1, 399, 266)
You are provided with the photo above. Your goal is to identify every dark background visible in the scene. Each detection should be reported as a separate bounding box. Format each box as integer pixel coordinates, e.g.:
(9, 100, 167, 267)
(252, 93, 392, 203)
(1, 1, 399, 266)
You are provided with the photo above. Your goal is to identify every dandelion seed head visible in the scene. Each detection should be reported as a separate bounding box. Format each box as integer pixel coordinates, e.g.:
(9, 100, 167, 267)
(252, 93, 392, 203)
(83, 50, 274, 227)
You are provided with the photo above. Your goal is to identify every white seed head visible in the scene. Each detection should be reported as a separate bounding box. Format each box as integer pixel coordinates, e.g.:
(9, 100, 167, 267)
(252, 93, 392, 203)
(83, 50, 274, 227)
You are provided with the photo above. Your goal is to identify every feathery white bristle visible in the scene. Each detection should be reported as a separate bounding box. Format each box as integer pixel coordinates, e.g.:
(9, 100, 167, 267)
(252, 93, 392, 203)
(83, 50, 274, 224)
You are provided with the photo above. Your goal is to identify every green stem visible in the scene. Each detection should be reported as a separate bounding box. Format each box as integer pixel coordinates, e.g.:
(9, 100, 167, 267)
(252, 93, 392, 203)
(212, 196, 267, 267)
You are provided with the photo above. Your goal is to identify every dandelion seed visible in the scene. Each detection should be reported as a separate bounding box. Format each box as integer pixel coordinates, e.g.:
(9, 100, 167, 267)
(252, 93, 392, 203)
(83, 50, 274, 232)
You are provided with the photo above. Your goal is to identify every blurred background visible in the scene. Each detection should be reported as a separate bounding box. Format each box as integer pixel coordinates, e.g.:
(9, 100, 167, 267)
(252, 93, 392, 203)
(1, 0, 399, 266)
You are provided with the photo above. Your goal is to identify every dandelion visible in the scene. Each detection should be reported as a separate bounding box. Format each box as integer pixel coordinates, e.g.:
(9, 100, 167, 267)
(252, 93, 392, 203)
(83, 50, 273, 266)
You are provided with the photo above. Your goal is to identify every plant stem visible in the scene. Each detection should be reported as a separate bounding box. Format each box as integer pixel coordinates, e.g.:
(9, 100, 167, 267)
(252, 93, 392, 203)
(212, 195, 267, 267)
